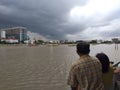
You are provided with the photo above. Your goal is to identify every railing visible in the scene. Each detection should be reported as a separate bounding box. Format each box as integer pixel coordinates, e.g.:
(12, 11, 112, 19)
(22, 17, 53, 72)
(113, 61, 120, 67)
(112, 61, 120, 90)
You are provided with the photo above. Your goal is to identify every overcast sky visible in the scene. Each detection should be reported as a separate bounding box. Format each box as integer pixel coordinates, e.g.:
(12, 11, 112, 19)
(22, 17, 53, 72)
(0, 0, 120, 40)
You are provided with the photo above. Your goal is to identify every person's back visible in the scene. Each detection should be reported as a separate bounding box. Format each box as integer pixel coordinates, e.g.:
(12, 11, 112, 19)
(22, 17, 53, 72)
(68, 42, 104, 90)
(102, 66, 113, 86)
(96, 53, 113, 90)
(72, 55, 104, 90)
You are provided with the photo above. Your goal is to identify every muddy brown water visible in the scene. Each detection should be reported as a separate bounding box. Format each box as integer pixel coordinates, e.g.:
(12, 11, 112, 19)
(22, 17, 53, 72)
(0, 44, 119, 90)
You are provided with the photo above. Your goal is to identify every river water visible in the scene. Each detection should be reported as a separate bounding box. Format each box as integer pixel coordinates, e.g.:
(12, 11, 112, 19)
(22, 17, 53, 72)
(0, 44, 119, 90)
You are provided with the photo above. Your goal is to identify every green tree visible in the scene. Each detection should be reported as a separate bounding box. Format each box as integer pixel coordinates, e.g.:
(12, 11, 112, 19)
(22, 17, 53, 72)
(37, 40, 44, 44)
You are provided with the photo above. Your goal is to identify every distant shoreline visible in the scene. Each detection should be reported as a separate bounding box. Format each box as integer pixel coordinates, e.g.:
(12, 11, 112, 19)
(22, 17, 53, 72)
(0, 43, 118, 47)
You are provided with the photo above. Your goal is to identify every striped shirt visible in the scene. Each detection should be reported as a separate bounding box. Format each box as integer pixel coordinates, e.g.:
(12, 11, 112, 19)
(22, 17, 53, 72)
(68, 55, 104, 90)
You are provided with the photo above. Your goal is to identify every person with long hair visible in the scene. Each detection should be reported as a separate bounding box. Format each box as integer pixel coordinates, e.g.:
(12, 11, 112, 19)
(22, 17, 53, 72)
(96, 53, 113, 90)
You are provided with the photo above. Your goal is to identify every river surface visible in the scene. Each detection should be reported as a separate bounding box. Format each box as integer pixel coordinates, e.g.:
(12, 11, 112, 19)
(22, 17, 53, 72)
(0, 44, 119, 90)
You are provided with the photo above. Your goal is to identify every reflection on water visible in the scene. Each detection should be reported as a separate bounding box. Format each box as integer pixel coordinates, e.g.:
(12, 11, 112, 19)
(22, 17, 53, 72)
(0, 44, 119, 90)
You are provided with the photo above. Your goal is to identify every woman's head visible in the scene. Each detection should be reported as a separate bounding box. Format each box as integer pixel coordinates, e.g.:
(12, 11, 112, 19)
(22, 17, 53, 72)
(96, 53, 110, 73)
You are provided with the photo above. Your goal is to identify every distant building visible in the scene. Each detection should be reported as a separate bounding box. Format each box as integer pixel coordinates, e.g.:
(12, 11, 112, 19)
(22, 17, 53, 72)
(0, 27, 27, 43)
(1, 31, 6, 38)
(1, 38, 18, 43)
(27, 31, 42, 41)
(112, 38, 120, 43)
(97, 39, 103, 44)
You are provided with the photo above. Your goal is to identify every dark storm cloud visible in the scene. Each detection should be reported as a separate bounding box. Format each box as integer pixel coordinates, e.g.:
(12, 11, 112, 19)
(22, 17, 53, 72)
(0, 0, 120, 40)
(0, 0, 88, 40)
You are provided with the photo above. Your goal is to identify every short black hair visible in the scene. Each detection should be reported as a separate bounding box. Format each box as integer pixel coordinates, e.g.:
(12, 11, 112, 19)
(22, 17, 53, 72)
(76, 42, 90, 54)
(96, 53, 110, 73)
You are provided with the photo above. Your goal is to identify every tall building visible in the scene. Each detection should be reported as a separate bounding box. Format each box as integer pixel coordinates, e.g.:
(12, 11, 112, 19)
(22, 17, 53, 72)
(1, 31, 6, 38)
(0, 27, 27, 42)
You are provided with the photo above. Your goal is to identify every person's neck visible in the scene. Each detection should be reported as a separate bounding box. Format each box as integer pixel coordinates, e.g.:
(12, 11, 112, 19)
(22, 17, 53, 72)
(79, 54, 88, 57)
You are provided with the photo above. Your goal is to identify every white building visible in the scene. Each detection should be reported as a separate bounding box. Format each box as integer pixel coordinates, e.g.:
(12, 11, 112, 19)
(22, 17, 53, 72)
(1, 38, 18, 43)
(1, 31, 6, 38)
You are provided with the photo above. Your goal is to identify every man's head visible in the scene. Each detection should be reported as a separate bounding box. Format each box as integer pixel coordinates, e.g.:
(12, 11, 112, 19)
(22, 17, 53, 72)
(76, 42, 90, 55)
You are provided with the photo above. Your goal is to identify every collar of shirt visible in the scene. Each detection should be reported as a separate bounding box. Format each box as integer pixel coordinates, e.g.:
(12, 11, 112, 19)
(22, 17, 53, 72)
(79, 54, 90, 59)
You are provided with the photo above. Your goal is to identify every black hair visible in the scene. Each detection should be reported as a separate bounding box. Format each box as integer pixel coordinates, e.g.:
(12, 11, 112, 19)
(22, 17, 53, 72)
(96, 53, 110, 73)
(76, 42, 90, 54)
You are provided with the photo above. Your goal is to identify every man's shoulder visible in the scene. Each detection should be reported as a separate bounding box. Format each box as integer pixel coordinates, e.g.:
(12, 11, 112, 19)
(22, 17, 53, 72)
(89, 56, 101, 63)
(71, 60, 80, 67)
(71, 56, 101, 70)
(70, 59, 82, 70)
(80, 55, 100, 63)
(89, 56, 98, 60)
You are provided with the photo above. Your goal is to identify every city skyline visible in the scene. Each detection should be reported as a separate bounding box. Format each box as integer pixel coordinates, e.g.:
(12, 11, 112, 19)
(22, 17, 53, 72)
(0, 0, 120, 40)
(1, 26, 120, 41)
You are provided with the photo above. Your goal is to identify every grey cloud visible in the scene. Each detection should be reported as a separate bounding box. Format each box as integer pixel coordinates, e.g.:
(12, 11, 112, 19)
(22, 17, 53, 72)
(0, 0, 120, 40)
(101, 29, 120, 38)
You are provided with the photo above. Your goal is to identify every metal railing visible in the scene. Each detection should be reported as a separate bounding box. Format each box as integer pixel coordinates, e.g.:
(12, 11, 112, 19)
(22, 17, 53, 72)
(112, 61, 120, 90)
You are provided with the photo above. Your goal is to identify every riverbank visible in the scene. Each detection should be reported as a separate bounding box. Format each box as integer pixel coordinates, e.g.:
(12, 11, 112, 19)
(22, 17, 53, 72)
(0, 44, 27, 47)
